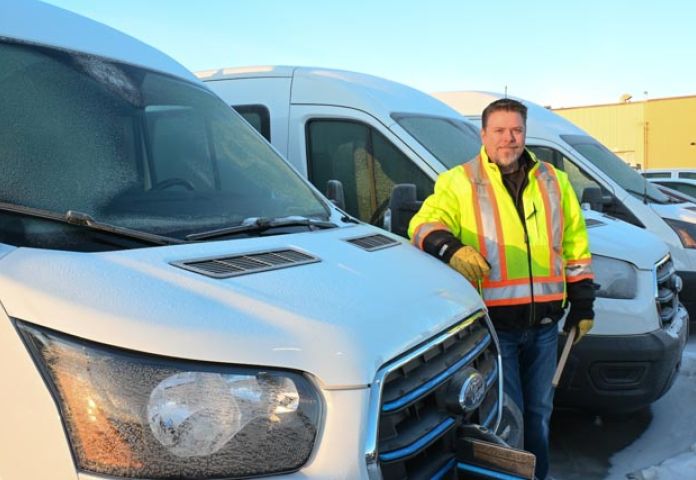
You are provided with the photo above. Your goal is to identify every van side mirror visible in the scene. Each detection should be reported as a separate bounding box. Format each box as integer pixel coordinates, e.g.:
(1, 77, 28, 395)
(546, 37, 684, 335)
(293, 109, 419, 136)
(581, 187, 611, 212)
(389, 184, 423, 239)
(326, 179, 346, 210)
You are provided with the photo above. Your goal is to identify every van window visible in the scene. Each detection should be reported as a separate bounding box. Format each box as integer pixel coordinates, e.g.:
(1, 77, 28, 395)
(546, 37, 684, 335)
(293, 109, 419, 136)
(679, 172, 696, 180)
(560, 135, 669, 204)
(307, 120, 433, 224)
(0, 40, 327, 250)
(392, 114, 481, 169)
(232, 104, 271, 141)
(530, 146, 605, 199)
(529, 146, 643, 226)
(662, 182, 696, 198)
(643, 172, 671, 179)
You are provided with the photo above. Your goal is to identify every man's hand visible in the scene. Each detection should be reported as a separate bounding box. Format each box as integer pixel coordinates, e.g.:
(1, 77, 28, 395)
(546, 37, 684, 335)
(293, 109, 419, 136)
(564, 302, 594, 344)
(449, 246, 491, 282)
(575, 319, 594, 343)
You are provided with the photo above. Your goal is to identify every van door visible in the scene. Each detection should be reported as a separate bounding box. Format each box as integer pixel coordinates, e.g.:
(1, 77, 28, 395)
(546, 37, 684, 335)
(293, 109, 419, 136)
(289, 106, 436, 228)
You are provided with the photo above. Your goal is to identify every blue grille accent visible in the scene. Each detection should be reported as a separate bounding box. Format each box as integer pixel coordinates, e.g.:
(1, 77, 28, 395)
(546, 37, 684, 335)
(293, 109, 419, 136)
(382, 332, 491, 412)
(379, 417, 456, 462)
(457, 462, 527, 480)
(430, 457, 457, 480)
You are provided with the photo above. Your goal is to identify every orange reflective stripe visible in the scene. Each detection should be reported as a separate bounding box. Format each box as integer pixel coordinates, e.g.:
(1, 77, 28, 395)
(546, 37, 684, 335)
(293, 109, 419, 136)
(483, 275, 565, 288)
(567, 258, 592, 265)
(481, 279, 564, 304)
(463, 162, 488, 261)
(412, 222, 449, 250)
(567, 274, 594, 283)
(534, 163, 563, 277)
(478, 159, 508, 281)
(484, 293, 565, 307)
(566, 258, 593, 281)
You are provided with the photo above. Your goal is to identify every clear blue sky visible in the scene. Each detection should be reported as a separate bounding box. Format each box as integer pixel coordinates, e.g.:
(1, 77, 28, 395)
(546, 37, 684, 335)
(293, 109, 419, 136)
(42, 0, 694, 108)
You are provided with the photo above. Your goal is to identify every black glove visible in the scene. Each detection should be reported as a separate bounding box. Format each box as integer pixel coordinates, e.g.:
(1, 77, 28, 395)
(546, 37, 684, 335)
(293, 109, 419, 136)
(564, 280, 596, 343)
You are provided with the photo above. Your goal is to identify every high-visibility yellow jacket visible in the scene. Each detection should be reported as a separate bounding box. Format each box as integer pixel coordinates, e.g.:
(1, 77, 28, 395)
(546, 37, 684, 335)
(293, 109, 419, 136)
(409, 147, 593, 308)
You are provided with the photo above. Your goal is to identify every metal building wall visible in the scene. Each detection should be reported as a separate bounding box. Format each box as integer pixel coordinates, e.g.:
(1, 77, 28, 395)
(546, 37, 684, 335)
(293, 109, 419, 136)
(555, 103, 646, 168)
(554, 96, 696, 170)
(645, 96, 696, 170)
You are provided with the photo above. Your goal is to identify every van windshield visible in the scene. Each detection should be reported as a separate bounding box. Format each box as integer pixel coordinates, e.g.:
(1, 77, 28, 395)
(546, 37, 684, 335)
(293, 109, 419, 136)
(0, 40, 328, 248)
(561, 135, 669, 204)
(393, 115, 481, 169)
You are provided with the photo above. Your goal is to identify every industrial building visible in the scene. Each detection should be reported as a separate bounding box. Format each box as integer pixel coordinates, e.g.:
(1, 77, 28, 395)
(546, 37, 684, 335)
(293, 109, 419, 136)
(554, 95, 696, 170)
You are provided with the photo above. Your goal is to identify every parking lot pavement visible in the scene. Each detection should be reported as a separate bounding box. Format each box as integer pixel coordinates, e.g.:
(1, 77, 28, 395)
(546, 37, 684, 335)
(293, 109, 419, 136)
(548, 333, 696, 479)
(548, 407, 652, 479)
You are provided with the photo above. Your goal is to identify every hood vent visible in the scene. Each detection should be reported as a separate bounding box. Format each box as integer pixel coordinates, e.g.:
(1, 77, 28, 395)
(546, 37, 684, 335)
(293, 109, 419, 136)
(585, 218, 605, 228)
(173, 249, 319, 278)
(345, 233, 399, 252)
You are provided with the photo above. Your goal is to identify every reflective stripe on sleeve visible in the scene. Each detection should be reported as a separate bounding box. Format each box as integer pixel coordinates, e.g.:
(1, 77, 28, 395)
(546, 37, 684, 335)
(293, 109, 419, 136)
(566, 259, 594, 282)
(412, 222, 450, 250)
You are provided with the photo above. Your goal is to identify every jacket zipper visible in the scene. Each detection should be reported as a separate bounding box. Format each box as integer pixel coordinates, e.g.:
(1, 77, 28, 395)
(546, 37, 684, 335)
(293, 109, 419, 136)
(504, 170, 536, 327)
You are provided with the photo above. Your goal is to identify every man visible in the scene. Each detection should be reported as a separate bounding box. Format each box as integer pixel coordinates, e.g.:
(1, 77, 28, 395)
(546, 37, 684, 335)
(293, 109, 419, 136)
(408, 98, 595, 480)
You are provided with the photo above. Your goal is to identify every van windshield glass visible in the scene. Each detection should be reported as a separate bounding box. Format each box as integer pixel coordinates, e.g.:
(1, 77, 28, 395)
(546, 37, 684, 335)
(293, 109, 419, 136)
(561, 135, 669, 204)
(0, 41, 328, 246)
(393, 115, 481, 169)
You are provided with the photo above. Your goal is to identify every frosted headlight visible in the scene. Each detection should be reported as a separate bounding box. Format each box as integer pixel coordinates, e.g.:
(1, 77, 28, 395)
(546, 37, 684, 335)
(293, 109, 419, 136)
(17, 321, 322, 479)
(592, 255, 637, 299)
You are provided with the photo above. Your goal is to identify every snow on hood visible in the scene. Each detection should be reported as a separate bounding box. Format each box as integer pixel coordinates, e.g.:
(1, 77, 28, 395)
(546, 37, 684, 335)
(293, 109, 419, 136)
(0, 225, 483, 387)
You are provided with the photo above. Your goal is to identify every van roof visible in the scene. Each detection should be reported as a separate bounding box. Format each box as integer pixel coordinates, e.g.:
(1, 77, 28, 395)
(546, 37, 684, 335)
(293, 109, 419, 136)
(0, 0, 197, 82)
(432, 90, 589, 139)
(197, 65, 462, 121)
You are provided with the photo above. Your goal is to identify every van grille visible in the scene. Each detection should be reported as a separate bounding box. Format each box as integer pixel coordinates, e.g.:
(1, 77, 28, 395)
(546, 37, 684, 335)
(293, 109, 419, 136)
(655, 255, 680, 325)
(366, 312, 501, 480)
(345, 234, 400, 252)
(172, 249, 319, 278)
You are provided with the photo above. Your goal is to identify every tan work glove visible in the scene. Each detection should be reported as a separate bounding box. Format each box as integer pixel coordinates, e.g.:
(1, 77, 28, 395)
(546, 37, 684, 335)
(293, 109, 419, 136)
(564, 304, 594, 344)
(574, 319, 594, 344)
(448, 246, 491, 282)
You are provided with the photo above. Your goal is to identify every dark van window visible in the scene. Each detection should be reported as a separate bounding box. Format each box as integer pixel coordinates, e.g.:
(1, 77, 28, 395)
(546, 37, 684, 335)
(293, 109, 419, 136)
(232, 104, 271, 141)
(307, 119, 433, 225)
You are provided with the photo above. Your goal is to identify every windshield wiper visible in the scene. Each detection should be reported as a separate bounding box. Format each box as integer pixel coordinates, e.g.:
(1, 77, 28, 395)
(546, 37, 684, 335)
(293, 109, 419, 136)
(186, 216, 337, 241)
(0, 201, 182, 246)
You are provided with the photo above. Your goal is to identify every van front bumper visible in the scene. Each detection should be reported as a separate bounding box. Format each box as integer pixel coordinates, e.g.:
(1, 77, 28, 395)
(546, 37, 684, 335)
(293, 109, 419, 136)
(554, 304, 689, 413)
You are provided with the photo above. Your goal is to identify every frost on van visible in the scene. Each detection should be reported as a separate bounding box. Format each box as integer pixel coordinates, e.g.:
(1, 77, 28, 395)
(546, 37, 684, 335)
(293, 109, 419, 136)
(27, 325, 317, 479)
(74, 54, 143, 107)
(147, 372, 244, 457)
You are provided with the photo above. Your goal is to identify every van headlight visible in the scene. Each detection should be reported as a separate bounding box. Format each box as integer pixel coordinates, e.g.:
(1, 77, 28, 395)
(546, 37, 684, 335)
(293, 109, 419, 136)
(592, 255, 637, 299)
(664, 218, 696, 249)
(17, 321, 322, 479)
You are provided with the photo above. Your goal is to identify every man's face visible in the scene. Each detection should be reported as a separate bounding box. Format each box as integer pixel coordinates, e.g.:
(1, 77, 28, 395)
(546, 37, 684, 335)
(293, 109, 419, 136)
(481, 110, 526, 172)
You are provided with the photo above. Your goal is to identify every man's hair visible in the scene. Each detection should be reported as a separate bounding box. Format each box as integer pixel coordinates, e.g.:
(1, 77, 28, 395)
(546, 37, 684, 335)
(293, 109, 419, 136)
(481, 98, 527, 128)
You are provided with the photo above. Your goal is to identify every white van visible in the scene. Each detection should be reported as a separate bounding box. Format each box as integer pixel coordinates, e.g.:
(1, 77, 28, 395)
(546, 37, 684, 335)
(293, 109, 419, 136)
(434, 91, 696, 323)
(0, 4, 515, 480)
(198, 66, 688, 413)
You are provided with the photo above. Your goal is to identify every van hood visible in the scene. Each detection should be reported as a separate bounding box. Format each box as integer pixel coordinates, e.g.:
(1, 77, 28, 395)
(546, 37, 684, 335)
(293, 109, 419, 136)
(0, 225, 483, 387)
(650, 201, 696, 224)
(584, 210, 668, 268)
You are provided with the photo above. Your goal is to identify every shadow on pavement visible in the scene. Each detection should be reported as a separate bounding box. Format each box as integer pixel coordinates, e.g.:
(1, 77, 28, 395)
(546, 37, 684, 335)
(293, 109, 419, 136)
(549, 407, 652, 480)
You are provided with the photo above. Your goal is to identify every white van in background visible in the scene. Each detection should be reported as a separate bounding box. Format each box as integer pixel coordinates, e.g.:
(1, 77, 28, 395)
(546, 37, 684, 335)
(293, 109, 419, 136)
(199, 65, 688, 413)
(434, 91, 696, 323)
(0, 4, 514, 480)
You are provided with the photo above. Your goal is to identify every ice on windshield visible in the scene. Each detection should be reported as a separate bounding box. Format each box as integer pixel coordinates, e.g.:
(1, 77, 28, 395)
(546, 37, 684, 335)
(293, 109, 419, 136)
(0, 40, 328, 246)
